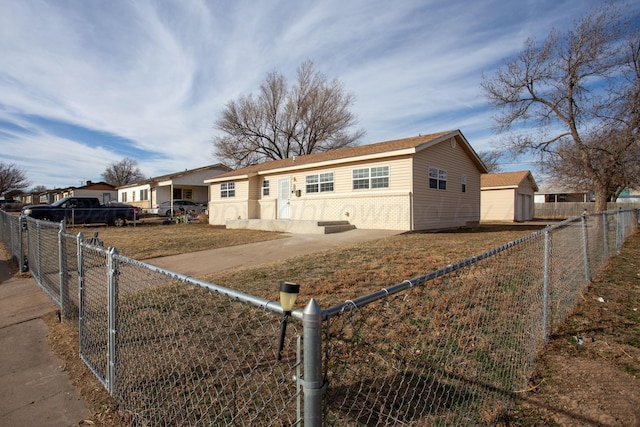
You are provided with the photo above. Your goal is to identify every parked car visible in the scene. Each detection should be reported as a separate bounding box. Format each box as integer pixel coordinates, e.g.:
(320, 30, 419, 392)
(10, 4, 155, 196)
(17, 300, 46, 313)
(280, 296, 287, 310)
(21, 197, 138, 226)
(150, 200, 207, 216)
(0, 199, 22, 211)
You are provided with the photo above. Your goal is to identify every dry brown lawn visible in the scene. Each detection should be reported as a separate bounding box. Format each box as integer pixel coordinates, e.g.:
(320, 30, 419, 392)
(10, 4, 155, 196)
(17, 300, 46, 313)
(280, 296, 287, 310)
(66, 222, 285, 260)
(40, 221, 640, 425)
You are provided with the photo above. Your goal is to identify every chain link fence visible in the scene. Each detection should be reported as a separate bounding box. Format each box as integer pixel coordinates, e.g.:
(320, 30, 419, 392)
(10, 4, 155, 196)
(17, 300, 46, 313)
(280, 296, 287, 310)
(78, 239, 301, 426)
(0, 208, 637, 425)
(0, 210, 25, 271)
(320, 209, 639, 425)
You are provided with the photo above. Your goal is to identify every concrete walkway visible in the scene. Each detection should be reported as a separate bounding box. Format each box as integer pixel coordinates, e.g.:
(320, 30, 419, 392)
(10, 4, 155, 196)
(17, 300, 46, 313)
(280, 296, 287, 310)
(0, 249, 89, 427)
(147, 228, 401, 276)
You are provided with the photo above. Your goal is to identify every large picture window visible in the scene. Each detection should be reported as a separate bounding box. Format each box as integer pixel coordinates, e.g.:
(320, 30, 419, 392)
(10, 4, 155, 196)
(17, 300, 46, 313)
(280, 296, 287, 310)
(429, 167, 447, 190)
(352, 166, 389, 189)
(221, 182, 235, 198)
(306, 173, 334, 193)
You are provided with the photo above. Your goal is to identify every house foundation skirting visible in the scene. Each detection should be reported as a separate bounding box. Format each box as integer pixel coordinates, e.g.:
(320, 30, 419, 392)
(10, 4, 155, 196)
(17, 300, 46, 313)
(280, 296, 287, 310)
(225, 219, 356, 234)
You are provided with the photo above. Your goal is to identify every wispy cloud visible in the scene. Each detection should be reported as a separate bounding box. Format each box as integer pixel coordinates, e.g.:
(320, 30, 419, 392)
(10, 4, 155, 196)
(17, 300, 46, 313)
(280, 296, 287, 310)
(0, 0, 633, 188)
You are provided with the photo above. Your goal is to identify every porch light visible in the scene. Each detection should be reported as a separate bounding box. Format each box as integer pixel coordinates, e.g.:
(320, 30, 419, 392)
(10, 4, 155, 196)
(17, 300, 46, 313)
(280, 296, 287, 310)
(276, 281, 300, 361)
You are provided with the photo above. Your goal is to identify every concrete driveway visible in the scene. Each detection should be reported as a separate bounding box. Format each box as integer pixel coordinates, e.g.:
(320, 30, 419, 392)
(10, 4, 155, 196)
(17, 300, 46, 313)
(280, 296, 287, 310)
(147, 228, 401, 277)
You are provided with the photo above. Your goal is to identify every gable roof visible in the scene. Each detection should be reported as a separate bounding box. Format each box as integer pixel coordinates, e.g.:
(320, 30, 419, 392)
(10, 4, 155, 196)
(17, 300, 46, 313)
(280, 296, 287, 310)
(481, 171, 539, 191)
(119, 163, 231, 189)
(206, 130, 487, 182)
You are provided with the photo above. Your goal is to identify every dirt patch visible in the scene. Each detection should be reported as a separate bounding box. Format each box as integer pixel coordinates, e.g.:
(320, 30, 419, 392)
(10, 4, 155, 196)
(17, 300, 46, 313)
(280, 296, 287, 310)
(44, 312, 128, 426)
(514, 233, 640, 426)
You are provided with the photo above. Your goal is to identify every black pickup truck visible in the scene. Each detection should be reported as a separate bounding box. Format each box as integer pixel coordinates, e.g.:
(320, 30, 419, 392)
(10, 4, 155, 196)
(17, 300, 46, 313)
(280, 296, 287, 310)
(21, 197, 138, 226)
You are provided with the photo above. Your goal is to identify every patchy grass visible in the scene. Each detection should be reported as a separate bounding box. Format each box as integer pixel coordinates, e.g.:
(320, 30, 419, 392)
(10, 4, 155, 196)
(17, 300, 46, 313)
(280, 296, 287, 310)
(201, 225, 541, 308)
(66, 222, 286, 260)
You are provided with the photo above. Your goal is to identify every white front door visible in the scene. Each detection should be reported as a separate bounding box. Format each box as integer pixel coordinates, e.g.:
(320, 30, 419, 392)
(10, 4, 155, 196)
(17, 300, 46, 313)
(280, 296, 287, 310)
(278, 178, 291, 219)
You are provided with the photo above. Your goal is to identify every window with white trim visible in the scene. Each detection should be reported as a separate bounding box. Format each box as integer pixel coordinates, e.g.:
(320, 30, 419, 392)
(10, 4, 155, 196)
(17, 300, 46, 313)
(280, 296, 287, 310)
(429, 167, 447, 190)
(461, 175, 467, 193)
(262, 180, 270, 196)
(221, 182, 235, 198)
(353, 166, 389, 189)
(306, 172, 334, 193)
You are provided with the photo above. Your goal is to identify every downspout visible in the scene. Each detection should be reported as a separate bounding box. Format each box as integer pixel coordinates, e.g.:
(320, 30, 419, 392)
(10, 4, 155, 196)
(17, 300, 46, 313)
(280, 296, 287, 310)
(410, 192, 414, 231)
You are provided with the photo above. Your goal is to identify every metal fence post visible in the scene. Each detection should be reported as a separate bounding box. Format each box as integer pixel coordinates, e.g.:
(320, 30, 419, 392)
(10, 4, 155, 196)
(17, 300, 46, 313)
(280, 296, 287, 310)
(302, 298, 324, 426)
(542, 230, 550, 342)
(77, 232, 85, 362)
(18, 215, 25, 273)
(581, 214, 591, 283)
(58, 223, 67, 318)
(616, 209, 622, 250)
(601, 212, 608, 261)
(107, 247, 119, 395)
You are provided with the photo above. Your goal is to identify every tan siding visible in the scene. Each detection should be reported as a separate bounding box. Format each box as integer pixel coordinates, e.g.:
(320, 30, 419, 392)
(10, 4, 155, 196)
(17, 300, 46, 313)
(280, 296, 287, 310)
(252, 157, 413, 228)
(208, 180, 250, 225)
(481, 189, 516, 221)
(206, 132, 484, 231)
(412, 138, 481, 230)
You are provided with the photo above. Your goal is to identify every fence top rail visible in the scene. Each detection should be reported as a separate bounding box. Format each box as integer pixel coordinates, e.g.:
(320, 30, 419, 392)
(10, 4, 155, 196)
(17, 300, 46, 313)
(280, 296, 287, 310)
(74, 231, 286, 316)
(113, 253, 285, 315)
(319, 208, 639, 319)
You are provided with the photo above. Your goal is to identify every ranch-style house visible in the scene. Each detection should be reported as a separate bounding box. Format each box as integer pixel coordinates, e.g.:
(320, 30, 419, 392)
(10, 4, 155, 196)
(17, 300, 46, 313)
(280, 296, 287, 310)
(205, 130, 488, 232)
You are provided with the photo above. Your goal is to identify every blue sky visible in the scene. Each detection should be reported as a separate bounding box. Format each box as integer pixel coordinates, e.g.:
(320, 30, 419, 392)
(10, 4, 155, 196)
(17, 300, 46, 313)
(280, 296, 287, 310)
(1, 0, 635, 189)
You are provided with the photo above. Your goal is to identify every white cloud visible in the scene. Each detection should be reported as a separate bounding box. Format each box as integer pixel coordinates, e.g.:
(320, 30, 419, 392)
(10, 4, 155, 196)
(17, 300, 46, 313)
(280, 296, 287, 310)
(0, 0, 633, 188)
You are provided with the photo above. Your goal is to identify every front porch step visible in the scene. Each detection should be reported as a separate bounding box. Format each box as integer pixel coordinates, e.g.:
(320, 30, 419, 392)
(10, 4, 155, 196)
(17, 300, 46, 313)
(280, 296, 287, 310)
(318, 221, 356, 234)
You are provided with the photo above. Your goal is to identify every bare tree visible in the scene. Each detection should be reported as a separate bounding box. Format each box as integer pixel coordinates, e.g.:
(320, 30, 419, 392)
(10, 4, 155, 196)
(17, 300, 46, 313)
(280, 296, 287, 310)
(0, 162, 30, 197)
(101, 158, 145, 187)
(481, 5, 639, 211)
(30, 185, 48, 193)
(548, 128, 640, 201)
(477, 150, 504, 173)
(213, 61, 365, 168)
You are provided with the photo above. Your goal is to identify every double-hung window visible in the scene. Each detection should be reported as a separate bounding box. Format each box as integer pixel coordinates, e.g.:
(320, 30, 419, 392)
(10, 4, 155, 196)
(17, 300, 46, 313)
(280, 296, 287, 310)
(352, 166, 389, 189)
(262, 180, 270, 196)
(429, 167, 447, 190)
(306, 172, 334, 193)
(221, 182, 235, 198)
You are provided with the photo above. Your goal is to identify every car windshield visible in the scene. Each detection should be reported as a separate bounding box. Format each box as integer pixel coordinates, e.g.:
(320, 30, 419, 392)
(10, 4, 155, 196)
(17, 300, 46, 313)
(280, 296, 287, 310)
(51, 198, 69, 207)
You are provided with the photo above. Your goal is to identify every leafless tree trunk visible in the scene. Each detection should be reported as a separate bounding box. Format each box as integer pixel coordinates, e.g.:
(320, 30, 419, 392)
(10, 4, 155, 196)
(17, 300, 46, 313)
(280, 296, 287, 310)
(213, 61, 365, 169)
(481, 5, 639, 212)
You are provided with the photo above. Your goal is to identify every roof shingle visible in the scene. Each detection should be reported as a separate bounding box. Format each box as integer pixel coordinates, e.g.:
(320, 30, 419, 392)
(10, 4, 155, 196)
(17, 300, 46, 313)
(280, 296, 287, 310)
(208, 130, 482, 181)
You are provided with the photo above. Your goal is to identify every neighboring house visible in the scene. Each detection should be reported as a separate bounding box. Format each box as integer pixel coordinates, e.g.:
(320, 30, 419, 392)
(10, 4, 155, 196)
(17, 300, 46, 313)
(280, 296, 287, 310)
(59, 181, 118, 203)
(616, 188, 640, 203)
(205, 130, 488, 232)
(534, 184, 591, 203)
(118, 164, 230, 212)
(19, 184, 114, 205)
(481, 171, 538, 222)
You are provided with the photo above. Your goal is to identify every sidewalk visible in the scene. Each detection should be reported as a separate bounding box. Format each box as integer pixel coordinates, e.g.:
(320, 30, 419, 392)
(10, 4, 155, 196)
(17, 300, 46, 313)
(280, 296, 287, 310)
(0, 249, 89, 426)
